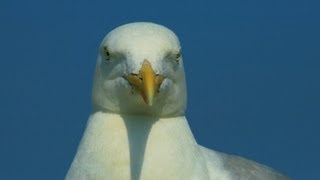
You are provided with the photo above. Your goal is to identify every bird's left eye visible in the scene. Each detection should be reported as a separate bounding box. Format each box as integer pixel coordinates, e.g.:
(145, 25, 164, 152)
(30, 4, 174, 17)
(103, 46, 111, 61)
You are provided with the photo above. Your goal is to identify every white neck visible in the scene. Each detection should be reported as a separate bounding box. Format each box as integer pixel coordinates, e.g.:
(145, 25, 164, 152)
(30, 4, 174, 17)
(68, 112, 210, 180)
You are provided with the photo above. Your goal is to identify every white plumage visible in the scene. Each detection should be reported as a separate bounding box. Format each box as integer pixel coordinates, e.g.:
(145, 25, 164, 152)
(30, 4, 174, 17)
(66, 22, 288, 180)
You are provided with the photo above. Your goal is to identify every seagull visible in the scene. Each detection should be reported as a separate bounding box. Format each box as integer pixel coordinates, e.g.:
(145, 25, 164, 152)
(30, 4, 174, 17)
(66, 22, 289, 180)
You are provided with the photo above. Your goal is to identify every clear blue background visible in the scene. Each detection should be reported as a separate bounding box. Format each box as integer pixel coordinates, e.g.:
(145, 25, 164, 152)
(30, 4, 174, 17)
(1, 0, 319, 179)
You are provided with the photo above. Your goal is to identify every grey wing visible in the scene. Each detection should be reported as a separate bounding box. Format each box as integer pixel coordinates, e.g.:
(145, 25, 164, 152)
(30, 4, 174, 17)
(200, 146, 289, 180)
(219, 152, 289, 180)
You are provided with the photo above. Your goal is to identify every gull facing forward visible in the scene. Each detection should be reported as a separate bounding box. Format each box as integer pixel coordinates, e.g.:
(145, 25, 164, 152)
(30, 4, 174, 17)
(66, 22, 288, 180)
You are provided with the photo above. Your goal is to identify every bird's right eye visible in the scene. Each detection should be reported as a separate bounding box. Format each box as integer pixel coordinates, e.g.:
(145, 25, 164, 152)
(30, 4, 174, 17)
(103, 46, 111, 61)
(175, 50, 182, 63)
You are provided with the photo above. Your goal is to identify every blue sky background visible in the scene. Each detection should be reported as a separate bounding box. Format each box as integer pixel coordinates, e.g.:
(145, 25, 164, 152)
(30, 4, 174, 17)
(1, 0, 319, 179)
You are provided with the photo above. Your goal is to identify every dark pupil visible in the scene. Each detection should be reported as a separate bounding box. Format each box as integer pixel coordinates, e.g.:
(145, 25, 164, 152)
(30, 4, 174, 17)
(104, 47, 110, 60)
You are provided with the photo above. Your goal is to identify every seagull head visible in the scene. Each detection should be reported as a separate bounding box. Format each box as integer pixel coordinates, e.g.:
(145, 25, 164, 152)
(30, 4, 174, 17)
(92, 22, 187, 117)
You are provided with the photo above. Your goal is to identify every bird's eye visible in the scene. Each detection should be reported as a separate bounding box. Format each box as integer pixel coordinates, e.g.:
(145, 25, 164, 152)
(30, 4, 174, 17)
(175, 50, 182, 63)
(103, 46, 111, 61)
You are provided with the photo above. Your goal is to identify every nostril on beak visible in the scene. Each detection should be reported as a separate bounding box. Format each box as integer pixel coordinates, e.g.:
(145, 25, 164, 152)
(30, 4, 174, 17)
(127, 73, 143, 90)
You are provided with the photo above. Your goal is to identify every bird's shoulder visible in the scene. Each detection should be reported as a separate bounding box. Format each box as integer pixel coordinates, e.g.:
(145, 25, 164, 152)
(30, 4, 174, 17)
(200, 146, 289, 180)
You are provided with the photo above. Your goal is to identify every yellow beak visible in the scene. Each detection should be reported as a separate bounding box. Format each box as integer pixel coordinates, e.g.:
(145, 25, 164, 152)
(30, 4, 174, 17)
(127, 59, 164, 106)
